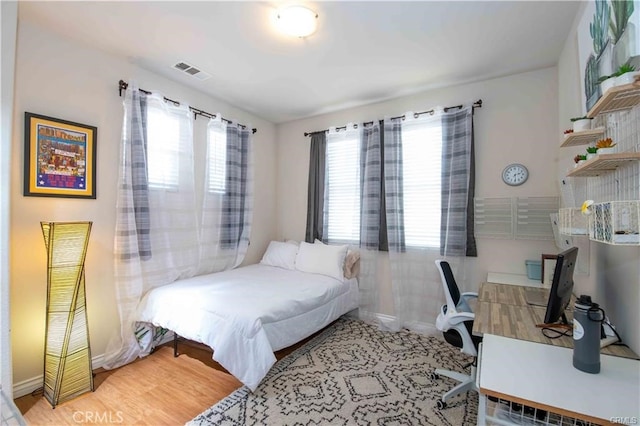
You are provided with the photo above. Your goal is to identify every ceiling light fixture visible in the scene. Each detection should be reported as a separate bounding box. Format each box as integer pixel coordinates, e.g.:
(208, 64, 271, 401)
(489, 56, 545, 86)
(276, 5, 318, 38)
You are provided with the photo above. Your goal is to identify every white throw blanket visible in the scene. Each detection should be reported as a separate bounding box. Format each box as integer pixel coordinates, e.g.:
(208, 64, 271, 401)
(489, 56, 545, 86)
(136, 264, 356, 390)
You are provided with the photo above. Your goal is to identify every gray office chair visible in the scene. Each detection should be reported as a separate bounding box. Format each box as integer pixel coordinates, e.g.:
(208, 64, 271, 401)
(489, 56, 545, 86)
(431, 260, 482, 410)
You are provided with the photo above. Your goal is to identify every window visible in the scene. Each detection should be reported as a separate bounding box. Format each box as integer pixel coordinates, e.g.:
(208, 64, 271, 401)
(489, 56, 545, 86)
(147, 108, 181, 189)
(325, 129, 360, 243)
(401, 118, 442, 248)
(322, 118, 444, 249)
(207, 123, 226, 193)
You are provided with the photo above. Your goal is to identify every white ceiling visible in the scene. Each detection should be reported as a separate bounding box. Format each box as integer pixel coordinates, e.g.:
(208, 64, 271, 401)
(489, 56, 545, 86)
(19, 1, 580, 124)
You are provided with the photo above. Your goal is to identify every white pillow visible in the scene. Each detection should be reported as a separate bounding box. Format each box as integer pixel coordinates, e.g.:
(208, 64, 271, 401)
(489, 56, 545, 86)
(260, 241, 298, 270)
(295, 241, 348, 281)
(315, 239, 359, 279)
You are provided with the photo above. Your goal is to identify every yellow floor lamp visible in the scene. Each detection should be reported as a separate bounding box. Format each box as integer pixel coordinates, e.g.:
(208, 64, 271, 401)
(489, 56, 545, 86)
(41, 221, 93, 408)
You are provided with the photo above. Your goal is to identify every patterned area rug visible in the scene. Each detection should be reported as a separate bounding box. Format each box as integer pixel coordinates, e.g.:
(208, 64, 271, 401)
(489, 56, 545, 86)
(189, 316, 478, 425)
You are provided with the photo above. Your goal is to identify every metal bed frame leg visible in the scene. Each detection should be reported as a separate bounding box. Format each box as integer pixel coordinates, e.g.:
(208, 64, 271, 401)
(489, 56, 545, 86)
(173, 331, 179, 357)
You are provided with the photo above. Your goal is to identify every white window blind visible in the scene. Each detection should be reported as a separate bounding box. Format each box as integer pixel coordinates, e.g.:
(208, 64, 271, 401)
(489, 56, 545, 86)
(207, 122, 226, 193)
(147, 107, 181, 190)
(325, 127, 361, 243)
(401, 117, 442, 248)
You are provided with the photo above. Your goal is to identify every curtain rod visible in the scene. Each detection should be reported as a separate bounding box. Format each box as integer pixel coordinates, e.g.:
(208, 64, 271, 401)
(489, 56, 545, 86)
(303, 99, 482, 137)
(118, 80, 257, 134)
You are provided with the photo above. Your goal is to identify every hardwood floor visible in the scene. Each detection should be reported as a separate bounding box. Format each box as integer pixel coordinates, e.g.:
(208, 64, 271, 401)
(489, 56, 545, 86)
(14, 340, 305, 425)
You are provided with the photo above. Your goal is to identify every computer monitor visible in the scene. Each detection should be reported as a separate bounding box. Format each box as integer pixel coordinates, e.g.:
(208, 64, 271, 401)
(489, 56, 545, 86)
(543, 247, 579, 325)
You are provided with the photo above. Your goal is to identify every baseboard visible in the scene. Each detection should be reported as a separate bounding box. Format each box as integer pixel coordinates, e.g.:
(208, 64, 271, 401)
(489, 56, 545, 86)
(364, 312, 439, 336)
(13, 353, 106, 398)
(13, 375, 42, 399)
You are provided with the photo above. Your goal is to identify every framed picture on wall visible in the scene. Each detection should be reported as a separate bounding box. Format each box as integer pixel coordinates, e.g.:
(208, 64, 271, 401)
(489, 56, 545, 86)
(23, 112, 97, 199)
(578, 0, 640, 113)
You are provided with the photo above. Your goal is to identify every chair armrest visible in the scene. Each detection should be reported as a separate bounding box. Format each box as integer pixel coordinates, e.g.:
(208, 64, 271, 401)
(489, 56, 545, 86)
(447, 311, 475, 325)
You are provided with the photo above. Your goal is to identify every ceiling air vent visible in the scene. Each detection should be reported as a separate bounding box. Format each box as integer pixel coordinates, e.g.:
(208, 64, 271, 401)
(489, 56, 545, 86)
(172, 61, 212, 81)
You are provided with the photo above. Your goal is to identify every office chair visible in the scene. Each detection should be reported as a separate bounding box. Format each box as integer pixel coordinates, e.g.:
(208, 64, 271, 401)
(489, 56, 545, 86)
(431, 260, 482, 409)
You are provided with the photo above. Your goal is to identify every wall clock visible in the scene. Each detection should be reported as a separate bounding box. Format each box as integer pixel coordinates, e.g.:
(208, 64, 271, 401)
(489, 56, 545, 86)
(502, 163, 529, 186)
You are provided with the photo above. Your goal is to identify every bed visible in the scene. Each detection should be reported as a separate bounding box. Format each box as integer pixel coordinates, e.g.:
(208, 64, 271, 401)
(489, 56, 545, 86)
(135, 260, 359, 391)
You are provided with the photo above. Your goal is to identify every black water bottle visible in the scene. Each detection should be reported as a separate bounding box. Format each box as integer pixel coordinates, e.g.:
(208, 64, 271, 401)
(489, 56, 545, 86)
(572, 295, 603, 374)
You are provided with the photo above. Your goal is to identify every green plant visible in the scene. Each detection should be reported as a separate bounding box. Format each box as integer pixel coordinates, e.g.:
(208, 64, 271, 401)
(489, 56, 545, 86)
(614, 62, 636, 76)
(586, 146, 598, 154)
(598, 74, 613, 82)
(590, 0, 610, 56)
(570, 116, 592, 122)
(574, 154, 587, 163)
(610, 0, 634, 44)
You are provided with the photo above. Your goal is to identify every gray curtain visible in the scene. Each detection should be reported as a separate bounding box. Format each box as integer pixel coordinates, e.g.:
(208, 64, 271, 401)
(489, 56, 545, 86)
(377, 120, 389, 251)
(127, 87, 151, 260)
(383, 118, 405, 253)
(359, 124, 381, 249)
(440, 106, 476, 257)
(221, 125, 251, 249)
(466, 117, 477, 256)
(305, 132, 326, 243)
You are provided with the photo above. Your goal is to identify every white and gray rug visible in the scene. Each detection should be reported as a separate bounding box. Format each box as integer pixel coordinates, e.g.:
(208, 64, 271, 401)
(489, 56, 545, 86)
(189, 316, 478, 425)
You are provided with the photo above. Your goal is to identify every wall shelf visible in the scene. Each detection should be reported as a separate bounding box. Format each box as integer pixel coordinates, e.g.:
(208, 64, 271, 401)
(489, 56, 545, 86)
(565, 152, 640, 177)
(474, 197, 513, 239)
(560, 128, 605, 147)
(586, 81, 640, 118)
(474, 197, 557, 240)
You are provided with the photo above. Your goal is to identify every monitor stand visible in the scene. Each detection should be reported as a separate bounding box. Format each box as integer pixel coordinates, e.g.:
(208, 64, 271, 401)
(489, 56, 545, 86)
(535, 313, 572, 330)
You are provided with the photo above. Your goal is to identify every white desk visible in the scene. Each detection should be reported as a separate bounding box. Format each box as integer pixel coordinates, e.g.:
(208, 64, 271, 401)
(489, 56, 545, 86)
(486, 272, 545, 288)
(478, 334, 640, 425)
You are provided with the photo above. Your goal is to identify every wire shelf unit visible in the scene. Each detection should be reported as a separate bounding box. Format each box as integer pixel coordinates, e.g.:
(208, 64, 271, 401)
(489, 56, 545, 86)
(558, 207, 589, 236)
(481, 396, 599, 426)
(589, 200, 640, 245)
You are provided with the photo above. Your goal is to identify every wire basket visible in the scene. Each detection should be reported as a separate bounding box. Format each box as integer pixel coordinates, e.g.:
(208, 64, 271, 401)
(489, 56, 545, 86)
(558, 208, 589, 236)
(589, 200, 640, 245)
(483, 396, 598, 426)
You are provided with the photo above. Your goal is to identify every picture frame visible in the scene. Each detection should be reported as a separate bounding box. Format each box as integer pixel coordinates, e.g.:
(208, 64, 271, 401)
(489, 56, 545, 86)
(578, 0, 640, 113)
(24, 112, 97, 199)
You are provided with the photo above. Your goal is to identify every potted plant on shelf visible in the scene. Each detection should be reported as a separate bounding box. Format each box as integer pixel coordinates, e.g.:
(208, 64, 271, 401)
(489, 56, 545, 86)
(614, 62, 638, 86)
(586, 146, 598, 160)
(598, 73, 616, 94)
(574, 154, 587, 167)
(563, 129, 574, 137)
(571, 116, 593, 132)
(595, 137, 616, 154)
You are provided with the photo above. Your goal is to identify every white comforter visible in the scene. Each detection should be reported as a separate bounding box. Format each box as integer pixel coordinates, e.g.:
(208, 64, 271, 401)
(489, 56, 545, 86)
(136, 264, 357, 391)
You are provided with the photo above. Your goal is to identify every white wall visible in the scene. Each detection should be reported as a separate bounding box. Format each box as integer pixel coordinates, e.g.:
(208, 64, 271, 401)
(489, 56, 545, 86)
(276, 67, 560, 315)
(1, 0, 18, 398)
(557, 4, 640, 354)
(10, 20, 277, 385)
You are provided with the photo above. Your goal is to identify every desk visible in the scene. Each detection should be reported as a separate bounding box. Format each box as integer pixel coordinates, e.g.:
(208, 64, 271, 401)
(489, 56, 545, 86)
(486, 272, 544, 287)
(474, 281, 640, 425)
(478, 334, 640, 425)
(473, 282, 638, 359)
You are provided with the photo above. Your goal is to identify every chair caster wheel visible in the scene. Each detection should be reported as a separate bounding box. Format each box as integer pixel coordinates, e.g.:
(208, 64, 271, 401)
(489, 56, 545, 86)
(430, 372, 439, 380)
(437, 400, 447, 410)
